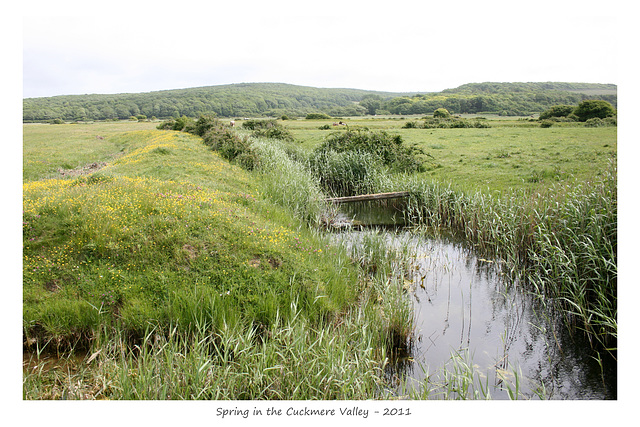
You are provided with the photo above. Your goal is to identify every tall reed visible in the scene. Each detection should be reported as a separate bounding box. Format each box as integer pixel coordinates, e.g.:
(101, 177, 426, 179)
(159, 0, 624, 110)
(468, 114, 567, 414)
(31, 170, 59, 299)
(250, 138, 326, 225)
(24, 304, 389, 400)
(399, 164, 617, 356)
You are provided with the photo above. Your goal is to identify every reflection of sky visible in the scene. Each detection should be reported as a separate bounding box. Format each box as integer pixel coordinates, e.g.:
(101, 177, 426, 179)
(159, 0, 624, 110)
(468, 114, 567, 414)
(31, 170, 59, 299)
(396, 235, 615, 399)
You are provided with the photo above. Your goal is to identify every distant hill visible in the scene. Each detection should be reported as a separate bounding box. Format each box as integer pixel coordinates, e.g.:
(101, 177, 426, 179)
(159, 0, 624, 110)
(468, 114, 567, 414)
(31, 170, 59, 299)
(384, 82, 617, 116)
(22, 82, 616, 122)
(22, 83, 419, 122)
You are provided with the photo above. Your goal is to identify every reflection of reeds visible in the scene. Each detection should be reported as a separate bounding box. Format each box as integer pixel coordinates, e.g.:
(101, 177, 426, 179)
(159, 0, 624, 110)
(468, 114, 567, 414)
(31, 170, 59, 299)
(400, 163, 617, 357)
(400, 348, 540, 400)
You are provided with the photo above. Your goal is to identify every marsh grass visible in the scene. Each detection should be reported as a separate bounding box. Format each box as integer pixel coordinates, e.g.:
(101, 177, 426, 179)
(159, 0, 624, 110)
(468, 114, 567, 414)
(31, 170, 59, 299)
(23, 301, 393, 400)
(399, 164, 617, 356)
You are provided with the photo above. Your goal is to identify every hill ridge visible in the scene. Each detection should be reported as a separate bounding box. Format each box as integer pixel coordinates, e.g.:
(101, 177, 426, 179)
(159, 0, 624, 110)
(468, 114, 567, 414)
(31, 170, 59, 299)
(23, 81, 616, 121)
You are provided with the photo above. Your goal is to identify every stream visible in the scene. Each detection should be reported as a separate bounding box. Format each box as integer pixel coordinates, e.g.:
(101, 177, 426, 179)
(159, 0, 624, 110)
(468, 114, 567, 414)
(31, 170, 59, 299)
(333, 201, 616, 399)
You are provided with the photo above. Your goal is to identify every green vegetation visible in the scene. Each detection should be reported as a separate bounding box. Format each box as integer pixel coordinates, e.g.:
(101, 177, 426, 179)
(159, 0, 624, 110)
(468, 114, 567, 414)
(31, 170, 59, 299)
(23, 102, 616, 399)
(572, 100, 617, 121)
(176, 114, 617, 357)
(23, 82, 616, 122)
(308, 130, 429, 197)
(380, 82, 616, 116)
(23, 123, 415, 399)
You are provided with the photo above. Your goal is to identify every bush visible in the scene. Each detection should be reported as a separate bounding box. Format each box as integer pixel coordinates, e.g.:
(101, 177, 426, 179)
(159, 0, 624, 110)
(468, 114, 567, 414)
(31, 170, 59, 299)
(157, 116, 196, 131)
(584, 117, 617, 128)
(156, 120, 174, 130)
(540, 120, 554, 128)
(192, 114, 220, 137)
(305, 113, 332, 120)
(309, 130, 429, 196)
(420, 117, 491, 129)
(433, 108, 451, 118)
(173, 116, 195, 131)
(402, 121, 419, 129)
(242, 119, 277, 130)
(202, 126, 254, 166)
(539, 105, 575, 120)
(252, 126, 295, 142)
(573, 100, 616, 122)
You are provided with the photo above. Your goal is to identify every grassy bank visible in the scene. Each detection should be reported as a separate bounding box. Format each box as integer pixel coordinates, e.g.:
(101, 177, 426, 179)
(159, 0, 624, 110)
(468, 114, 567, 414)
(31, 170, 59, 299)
(23, 124, 414, 399)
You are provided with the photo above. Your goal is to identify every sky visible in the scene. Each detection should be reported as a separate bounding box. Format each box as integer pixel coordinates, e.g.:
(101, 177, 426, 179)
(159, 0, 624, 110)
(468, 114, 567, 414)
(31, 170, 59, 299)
(20, 0, 622, 98)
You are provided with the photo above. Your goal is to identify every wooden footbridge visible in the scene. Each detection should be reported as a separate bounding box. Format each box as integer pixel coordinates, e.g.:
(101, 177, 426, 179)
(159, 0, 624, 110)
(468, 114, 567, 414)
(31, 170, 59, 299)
(324, 191, 410, 204)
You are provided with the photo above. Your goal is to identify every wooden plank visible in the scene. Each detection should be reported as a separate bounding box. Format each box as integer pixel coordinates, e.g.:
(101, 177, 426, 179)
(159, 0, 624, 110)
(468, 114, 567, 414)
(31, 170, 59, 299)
(325, 191, 410, 204)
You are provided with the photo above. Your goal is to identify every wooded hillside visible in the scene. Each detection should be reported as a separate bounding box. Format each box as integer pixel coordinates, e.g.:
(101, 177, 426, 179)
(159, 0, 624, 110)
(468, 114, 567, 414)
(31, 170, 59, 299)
(23, 82, 616, 122)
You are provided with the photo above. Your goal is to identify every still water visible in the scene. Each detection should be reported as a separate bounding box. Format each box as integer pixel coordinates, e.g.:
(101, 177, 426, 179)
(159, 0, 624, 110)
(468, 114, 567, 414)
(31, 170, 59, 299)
(333, 202, 616, 399)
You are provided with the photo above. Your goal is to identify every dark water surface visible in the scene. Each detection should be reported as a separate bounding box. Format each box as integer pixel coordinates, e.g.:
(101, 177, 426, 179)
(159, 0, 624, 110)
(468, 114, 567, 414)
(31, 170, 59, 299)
(399, 235, 616, 399)
(333, 201, 616, 399)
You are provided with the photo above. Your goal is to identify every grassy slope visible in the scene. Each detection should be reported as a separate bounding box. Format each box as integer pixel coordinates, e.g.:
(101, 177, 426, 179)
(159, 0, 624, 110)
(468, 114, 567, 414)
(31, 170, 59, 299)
(23, 124, 359, 346)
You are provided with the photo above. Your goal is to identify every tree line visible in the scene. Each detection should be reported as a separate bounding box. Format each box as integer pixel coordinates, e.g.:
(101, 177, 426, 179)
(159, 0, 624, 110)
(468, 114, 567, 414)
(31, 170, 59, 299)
(23, 82, 616, 122)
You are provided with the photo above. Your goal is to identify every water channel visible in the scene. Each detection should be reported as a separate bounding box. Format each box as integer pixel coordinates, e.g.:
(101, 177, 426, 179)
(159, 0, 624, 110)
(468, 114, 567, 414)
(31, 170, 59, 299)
(333, 201, 616, 400)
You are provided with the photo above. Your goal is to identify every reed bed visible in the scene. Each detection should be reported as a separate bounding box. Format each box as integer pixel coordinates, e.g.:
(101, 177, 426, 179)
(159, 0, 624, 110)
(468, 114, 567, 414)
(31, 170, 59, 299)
(399, 164, 617, 356)
(23, 302, 388, 400)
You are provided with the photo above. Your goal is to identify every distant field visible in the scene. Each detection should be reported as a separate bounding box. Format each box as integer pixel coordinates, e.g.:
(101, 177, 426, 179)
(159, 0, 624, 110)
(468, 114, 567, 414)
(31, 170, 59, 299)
(284, 117, 617, 193)
(23, 121, 158, 181)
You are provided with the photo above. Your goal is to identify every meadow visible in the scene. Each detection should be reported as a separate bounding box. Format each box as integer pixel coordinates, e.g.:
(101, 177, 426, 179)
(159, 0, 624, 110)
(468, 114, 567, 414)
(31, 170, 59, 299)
(22, 116, 616, 399)
(284, 116, 616, 193)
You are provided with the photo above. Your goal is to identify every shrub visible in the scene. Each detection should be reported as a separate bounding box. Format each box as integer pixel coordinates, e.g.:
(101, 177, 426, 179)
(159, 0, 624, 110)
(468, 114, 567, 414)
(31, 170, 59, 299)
(172, 115, 195, 131)
(539, 105, 575, 120)
(242, 119, 277, 130)
(156, 120, 174, 130)
(157, 116, 196, 131)
(573, 100, 616, 122)
(540, 120, 554, 128)
(421, 117, 491, 129)
(191, 114, 220, 137)
(402, 121, 419, 129)
(305, 113, 332, 120)
(309, 130, 429, 196)
(252, 127, 294, 142)
(202, 126, 254, 165)
(433, 108, 451, 118)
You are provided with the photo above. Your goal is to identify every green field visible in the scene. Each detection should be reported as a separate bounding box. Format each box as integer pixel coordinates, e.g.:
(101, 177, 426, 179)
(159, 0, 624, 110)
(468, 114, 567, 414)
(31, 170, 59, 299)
(283, 117, 617, 193)
(22, 118, 616, 400)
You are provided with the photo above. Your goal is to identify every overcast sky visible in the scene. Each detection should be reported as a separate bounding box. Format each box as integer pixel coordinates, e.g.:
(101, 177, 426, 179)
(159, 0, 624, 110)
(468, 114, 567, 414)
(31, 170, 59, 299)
(21, 0, 621, 98)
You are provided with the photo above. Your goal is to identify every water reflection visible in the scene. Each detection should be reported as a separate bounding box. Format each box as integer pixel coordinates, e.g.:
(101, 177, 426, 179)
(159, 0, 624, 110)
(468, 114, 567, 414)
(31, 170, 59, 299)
(399, 234, 615, 399)
(331, 221, 616, 399)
